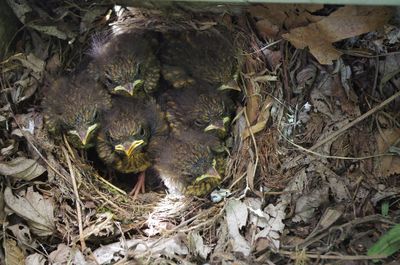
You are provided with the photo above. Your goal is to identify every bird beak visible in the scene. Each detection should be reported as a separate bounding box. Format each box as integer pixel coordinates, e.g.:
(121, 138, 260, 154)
(196, 166, 221, 182)
(218, 79, 240, 91)
(113, 79, 143, 96)
(115, 139, 145, 157)
(69, 124, 99, 147)
(204, 119, 226, 133)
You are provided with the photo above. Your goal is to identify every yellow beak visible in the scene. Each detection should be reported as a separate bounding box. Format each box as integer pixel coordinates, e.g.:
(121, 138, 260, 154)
(70, 124, 99, 147)
(195, 166, 221, 184)
(204, 120, 226, 133)
(113, 79, 143, 96)
(218, 79, 240, 91)
(114, 139, 145, 157)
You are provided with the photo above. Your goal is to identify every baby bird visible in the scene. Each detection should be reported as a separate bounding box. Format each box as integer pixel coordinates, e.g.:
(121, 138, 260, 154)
(42, 72, 111, 149)
(162, 83, 235, 139)
(90, 31, 160, 97)
(96, 96, 167, 197)
(160, 28, 239, 90)
(149, 130, 221, 197)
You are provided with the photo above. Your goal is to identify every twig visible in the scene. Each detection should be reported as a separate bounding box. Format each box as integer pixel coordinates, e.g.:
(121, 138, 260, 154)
(279, 130, 393, 160)
(10, 110, 69, 182)
(93, 172, 127, 195)
(279, 250, 387, 261)
(310, 90, 400, 151)
(287, 90, 400, 166)
(61, 144, 86, 252)
(282, 214, 395, 250)
(243, 108, 259, 192)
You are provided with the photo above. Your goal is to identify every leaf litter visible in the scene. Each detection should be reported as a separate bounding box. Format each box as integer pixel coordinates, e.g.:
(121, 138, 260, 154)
(0, 2, 400, 264)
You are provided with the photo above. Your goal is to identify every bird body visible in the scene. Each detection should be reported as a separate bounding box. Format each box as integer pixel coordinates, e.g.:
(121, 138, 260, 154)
(149, 130, 221, 196)
(90, 31, 160, 97)
(42, 73, 111, 149)
(160, 28, 238, 89)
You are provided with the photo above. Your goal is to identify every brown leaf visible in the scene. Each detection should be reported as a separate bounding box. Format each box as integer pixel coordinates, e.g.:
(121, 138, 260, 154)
(283, 6, 392, 64)
(256, 19, 279, 39)
(375, 128, 400, 177)
(249, 4, 323, 32)
(0, 157, 46, 180)
(4, 187, 55, 236)
(5, 238, 25, 265)
(242, 96, 273, 139)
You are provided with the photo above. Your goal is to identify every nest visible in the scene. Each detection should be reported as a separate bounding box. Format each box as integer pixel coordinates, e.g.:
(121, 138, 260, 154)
(1, 2, 400, 264)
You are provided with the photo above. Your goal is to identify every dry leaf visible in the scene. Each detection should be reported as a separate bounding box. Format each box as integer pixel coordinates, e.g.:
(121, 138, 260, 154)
(188, 232, 212, 260)
(317, 207, 343, 231)
(5, 238, 25, 265)
(292, 186, 330, 223)
(255, 19, 279, 39)
(4, 187, 55, 236)
(249, 4, 323, 34)
(254, 203, 286, 250)
(25, 253, 46, 265)
(225, 199, 251, 256)
(5, 53, 45, 76)
(7, 0, 77, 40)
(49, 244, 90, 265)
(283, 6, 391, 64)
(242, 96, 273, 139)
(74, 212, 114, 244)
(375, 128, 400, 177)
(93, 236, 188, 264)
(7, 224, 38, 253)
(0, 157, 46, 180)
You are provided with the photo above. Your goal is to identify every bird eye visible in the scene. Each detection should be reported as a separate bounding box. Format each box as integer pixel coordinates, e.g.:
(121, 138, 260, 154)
(92, 111, 98, 120)
(105, 77, 115, 87)
(139, 127, 146, 137)
(135, 62, 142, 76)
(194, 120, 204, 127)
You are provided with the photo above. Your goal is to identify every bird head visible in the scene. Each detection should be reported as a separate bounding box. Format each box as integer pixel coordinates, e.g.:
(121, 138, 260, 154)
(65, 103, 104, 148)
(111, 120, 149, 158)
(104, 55, 144, 97)
(67, 123, 100, 148)
(197, 96, 231, 136)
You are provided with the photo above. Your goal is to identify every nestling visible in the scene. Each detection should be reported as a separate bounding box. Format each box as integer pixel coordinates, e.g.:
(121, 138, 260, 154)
(90, 31, 160, 97)
(42, 72, 111, 149)
(149, 130, 221, 197)
(96, 96, 167, 197)
(160, 28, 239, 90)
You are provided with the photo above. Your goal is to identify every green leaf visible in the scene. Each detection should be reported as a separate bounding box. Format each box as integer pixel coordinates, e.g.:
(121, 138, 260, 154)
(381, 201, 389, 217)
(368, 224, 400, 259)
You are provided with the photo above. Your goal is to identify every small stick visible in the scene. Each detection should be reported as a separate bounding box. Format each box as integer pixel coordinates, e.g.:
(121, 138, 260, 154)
(279, 250, 387, 261)
(61, 144, 86, 252)
(287, 90, 400, 166)
(309, 90, 400, 152)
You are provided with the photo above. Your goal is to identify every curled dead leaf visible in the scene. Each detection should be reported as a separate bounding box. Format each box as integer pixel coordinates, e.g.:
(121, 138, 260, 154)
(375, 128, 400, 177)
(5, 238, 25, 265)
(242, 96, 273, 139)
(225, 199, 251, 256)
(188, 232, 212, 260)
(0, 157, 46, 180)
(4, 187, 55, 236)
(283, 6, 392, 64)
